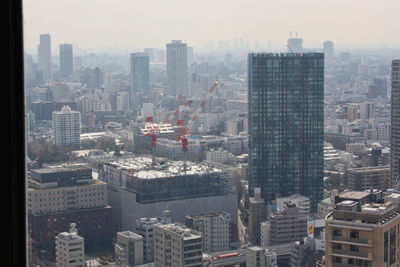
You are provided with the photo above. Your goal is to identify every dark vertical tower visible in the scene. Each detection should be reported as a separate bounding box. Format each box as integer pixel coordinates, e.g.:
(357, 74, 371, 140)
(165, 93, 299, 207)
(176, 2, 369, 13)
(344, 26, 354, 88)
(391, 60, 400, 187)
(37, 34, 51, 83)
(248, 53, 324, 211)
(166, 40, 188, 96)
(59, 44, 73, 78)
(130, 52, 150, 107)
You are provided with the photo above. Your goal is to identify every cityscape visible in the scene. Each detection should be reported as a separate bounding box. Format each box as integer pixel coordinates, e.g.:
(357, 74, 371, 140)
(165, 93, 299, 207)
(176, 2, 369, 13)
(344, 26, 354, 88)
(20, 1, 400, 267)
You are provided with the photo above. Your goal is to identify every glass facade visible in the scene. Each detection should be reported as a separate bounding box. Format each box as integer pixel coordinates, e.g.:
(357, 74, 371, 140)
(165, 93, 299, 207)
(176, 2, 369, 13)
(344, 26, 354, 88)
(248, 53, 324, 211)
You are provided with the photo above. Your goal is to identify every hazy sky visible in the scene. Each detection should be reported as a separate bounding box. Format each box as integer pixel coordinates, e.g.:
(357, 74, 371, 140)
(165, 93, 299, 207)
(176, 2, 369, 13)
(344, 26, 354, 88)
(23, 0, 400, 54)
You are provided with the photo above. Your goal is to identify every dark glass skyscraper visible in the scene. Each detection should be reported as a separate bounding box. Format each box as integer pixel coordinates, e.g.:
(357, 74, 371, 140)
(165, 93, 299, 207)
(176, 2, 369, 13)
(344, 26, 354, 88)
(391, 60, 400, 187)
(248, 53, 324, 211)
(130, 52, 150, 96)
(59, 44, 73, 78)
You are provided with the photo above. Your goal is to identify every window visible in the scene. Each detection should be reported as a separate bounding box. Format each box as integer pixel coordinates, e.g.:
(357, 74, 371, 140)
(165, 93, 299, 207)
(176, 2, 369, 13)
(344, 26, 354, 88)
(333, 228, 342, 236)
(350, 230, 359, 238)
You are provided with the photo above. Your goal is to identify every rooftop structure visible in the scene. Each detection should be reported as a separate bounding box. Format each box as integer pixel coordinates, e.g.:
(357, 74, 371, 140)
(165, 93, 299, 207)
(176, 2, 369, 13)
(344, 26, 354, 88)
(325, 190, 400, 266)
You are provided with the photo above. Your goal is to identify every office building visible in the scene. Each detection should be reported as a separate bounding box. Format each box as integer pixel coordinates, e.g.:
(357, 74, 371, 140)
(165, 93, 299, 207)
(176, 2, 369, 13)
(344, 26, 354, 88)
(52, 105, 81, 146)
(347, 166, 391, 191)
(154, 223, 202, 267)
(267, 204, 307, 245)
(186, 212, 231, 253)
(392, 60, 400, 187)
(115, 231, 144, 267)
(248, 53, 324, 211)
(166, 40, 188, 96)
(323, 41, 334, 63)
(136, 217, 163, 263)
(130, 53, 150, 103)
(60, 44, 73, 77)
(325, 190, 400, 267)
(55, 223, 84, 267)
(359, 102, 374, 120)
(368, 78, 387, 99)
(27, 165, 112, 256)
(248, 188, 266, 245)
(37, 34, 51, 82)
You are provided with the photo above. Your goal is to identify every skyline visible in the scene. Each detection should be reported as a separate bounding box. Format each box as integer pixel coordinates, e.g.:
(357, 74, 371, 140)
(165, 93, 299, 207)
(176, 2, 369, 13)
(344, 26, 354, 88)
(23, 0, 400, 54)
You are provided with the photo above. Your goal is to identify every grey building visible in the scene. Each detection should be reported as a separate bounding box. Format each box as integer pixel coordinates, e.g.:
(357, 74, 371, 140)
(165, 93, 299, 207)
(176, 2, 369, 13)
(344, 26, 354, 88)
(60, 44, 73, 77)
(392, 60, 400, 187)
(154, 223, 202, 267)
(116, 231, 144, 267)
(166, 40, 188, 96)
(287, 38, 303, 53)
(268, 204, 307, 246)
(37, 34, 51, 82)
(186, 212, 231, 253)
(323, 41, 334, 63)
(248, 53, 324, 211)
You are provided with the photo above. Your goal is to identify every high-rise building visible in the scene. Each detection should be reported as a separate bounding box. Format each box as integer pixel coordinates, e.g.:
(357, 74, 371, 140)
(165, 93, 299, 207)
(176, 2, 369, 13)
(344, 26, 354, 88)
(59, 44, 73, 77)
(359, 102, 374, 120)
(166, 40, 188, 96)
(248, 53, 324, 211)
(115, 231, 144, 267)
(130, 53, 150, 104)
(55, 223, 84, 267)
(287, 38, 303, 53)
(186, 212, 231, 253)
(323, 41, 334, 63)
(325, 190, 400, 267)
(154, 223, 203, 267)
(52, 105, 81, 146)
(392, 60, 400, 187)
(37, 34, 51, 82)
(368, 78, 387, 99)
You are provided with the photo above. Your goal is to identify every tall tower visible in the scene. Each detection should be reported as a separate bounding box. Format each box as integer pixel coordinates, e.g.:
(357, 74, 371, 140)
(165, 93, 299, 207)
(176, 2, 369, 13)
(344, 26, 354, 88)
(59, 44, 73, 78)
(391, 60, 400, 187)
(248, 53, 324, 211)
(52, 105, 81, 147)
(166, 40, 188, 96)
(130, 53, 150, 108)
(323, 41, 334, 64)
(37, 34, 51, 83)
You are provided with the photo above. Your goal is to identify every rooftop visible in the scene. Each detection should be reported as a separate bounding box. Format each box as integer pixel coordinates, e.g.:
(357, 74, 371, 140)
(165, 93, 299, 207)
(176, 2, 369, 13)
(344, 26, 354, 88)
(104, 157, 222, 179)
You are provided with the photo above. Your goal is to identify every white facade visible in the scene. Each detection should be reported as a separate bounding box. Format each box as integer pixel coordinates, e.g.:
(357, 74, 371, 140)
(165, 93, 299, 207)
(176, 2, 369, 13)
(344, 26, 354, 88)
(55, 224, 84, 267)
(27, 181, 107, 215)
(276, 194, 311, 214)
(53, 105, 81, 146)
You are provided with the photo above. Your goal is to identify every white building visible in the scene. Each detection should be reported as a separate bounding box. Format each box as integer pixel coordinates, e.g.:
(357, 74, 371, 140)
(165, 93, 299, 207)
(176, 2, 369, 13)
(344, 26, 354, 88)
(53, 105, 81, 146)
(275, 194, 311, 215)
(55, 223, 84, 267)
(186, 212, 231, 253)
(136, 218, 161, 263)
(154, 223, 202, 267)
(116, 231, 144, 267)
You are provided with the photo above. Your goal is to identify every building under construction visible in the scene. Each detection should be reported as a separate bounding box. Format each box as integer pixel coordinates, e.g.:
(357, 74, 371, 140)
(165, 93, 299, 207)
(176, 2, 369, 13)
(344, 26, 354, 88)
(99, 157, 238, 234)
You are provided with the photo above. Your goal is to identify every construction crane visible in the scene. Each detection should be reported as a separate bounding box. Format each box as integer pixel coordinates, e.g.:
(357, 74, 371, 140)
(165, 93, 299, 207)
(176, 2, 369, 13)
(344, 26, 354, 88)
(174, 82, 219, 170)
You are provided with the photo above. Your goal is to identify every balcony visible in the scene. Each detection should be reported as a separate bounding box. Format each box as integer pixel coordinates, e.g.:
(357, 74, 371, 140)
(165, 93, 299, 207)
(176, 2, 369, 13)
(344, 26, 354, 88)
(331, 236, 373, 246)
(331, 249, 372, 260)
